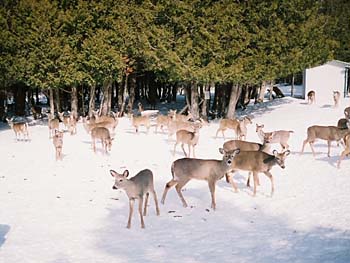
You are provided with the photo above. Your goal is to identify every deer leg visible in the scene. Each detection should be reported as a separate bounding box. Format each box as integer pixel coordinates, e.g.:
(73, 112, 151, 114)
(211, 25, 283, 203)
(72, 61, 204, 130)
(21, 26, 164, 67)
(143, 193, 149, 216)
(187, 144, 191, 157)
(264, 171, 274, 197)
(327, 140, 331, 157)
(301, 139, 308, 154)
(226, 172, 238, 193)
(175, 179, 190, 207)
(173, 142, 178, 156)
(161, 179, 177, 204)
(181, 143, 187, 157)
(309, 141, 316, 156)
(215, 128, 220, 138)
(208, 180, 217, 210)
(337, 148, 350, 168)
(127, 198, 135, 229)
(252, 172, 259, 196)
(192, 145, 196, 158)
(138, 197, 145, 228)
(151, 189, 160, 216)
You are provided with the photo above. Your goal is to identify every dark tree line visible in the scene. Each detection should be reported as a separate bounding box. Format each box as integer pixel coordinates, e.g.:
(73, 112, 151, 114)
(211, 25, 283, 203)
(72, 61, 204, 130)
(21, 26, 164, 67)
(0, 0, 348, 121)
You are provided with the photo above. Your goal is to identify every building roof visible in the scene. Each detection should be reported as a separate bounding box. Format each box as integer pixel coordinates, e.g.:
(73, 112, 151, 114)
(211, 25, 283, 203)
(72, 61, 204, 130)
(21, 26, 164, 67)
(306, 60, 350, 69)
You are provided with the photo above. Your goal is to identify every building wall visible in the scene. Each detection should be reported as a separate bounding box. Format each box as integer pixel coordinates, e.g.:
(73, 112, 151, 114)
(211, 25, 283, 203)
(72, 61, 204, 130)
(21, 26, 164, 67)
(304, 63, 345, 105)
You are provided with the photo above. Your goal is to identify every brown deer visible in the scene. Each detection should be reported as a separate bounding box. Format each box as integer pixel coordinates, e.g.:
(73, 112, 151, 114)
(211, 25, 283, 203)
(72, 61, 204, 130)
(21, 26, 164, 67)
(173, 125, 201, 158)
(337, 133, 350, 168)
(216, 116, 251, 140)
(307, 90, 316, 104)
(256, 124, 293, 150)
(82, 117, 117, 134)
(6, 118, 30, 141)
(91, 127, 113, 154)
(161, 148, 240, 210)
(155, 110, 176, 134)
(300, 122, 350, 157)
(226, 150, 291, 196)
(236, 116, 253, 140)
(131, 115, 151, 134)
(58, 112, 71, 131)
(31, 105, 42, 120)
(333, 91, 341, 108)
(52, 130, 64, 161)
(48, 116, 60, 138)
(110, 169, 160, 229)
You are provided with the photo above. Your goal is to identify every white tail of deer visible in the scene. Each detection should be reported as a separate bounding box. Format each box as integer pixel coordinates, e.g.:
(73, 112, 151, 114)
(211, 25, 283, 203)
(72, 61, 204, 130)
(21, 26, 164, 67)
(91, 127, 113, 154)
(52, 130, 64, 161)
(110, 169, 160, 229)
(6, 118, 30, 141)
(226, 150, 290, 196)
(256, 124, 293, 150)
(161, 148, 240, 210)
(301, 122, 350, 157)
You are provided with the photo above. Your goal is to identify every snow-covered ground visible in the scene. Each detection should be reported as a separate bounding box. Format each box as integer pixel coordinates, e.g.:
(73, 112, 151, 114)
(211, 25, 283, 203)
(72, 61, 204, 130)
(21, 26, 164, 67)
(0, 94, 350, 263)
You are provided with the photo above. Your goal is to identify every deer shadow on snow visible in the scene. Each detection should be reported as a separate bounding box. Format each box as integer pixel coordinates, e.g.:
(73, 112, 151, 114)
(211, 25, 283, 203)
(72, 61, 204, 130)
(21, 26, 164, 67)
(92, 178, 350, 263)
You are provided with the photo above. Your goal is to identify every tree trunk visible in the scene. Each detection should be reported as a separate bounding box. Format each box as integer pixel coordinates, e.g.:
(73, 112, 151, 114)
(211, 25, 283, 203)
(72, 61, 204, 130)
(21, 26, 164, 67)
(13, 82, 26, 116)
(117, 83, 124, 116)
(54, 88, 61, 113)
(71, 85, 78, 120)
(49, 87, 55, 118)
(258, 81, 267, 103)
(88, 83, 96, 117)
(0, 89, 6, 121)
(291, 74, 295, 97)
(100, 79, 112, 116)
(119, 73, 129, 117)
(127, 73, 136, 113)
(201, 85, 210, 120)
(190, 82, 199, 120)
(226, 84, 242, 119)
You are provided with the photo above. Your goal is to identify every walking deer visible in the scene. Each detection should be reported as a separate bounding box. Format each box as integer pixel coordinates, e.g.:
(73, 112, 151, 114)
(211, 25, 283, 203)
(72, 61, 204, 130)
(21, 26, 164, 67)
(48, 117, 60, 138)
(307, 90, 316, 104)
(337, 133, 350, 168)
(91, 127, 113, 154)
(333, 91, 341, 108)
(110, 169, 160, 229)
(300, 122, 350, 157)
(6, 118, 30, 141)
(52, 130, 64, 161)
(161, 148, 240, 210)
(256, 124, 293, 150)
(155, 110, 176, 133)
(216, 116, 251, 140)
(173, 125, 200, 158)
(225, 150, 291, 196)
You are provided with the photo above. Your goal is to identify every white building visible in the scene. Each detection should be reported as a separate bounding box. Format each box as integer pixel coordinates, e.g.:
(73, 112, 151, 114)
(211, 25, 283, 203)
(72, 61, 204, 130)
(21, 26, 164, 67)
(302, 60, 350, 105)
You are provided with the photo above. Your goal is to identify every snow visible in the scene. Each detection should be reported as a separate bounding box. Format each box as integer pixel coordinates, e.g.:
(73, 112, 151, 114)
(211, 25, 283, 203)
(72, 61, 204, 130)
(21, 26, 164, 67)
(1, 93, 350, 263)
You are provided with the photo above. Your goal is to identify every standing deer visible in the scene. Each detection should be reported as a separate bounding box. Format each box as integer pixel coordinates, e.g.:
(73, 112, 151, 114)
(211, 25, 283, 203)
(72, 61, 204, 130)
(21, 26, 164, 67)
(337, 133, 350, 168)
(226, 150, 291, 196)
(161, 148, 240, 210)
(48, 116, 60, 138)
(237, 116, 253, 140)
(131, 115, 151, 134)
(256, 124, 293, 150)
(307, 90, 316, 104)
(110, 169, 160, 229)
(333, 91, 341, 108)
(58, 112, 71, 131)
(300, 122, 350, 157)
(155, 110, 176, 134)
(91, 127, 113, 154)
(6, 118, 30, 141)
(52, 130, 64, 161)
(216, 116, 251, 140)
(173, 125, 200, 158)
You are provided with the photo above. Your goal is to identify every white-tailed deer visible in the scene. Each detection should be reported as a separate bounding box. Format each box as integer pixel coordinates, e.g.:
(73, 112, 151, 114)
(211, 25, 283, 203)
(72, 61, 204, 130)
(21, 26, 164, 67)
(155, 110, 176, 134)
(131, 115, 151, 133)
(173, 125, 201, 158)
(82, 117, 117, 134)
(91, 127, 113, 154)
(31, 105, 42, 120)
(52, 130, 64, 161)
(6, 118, 29, 141)
(110, 169, 160, 229)
(216, 116, 251, 140)
(337, 133, 350, 168)
(48, 117, 60, 138)
(344, 107, 350, 119)
(333, 91, 341, 108)
(307, 90, 316, 104)
(237, 116, 253, 140)
(226, 150, 291, 196)
(301, 122, 350, 157)
(58, 112, 71, 131)
(256, 124, 293, 150)
(161, 148, 240, 210)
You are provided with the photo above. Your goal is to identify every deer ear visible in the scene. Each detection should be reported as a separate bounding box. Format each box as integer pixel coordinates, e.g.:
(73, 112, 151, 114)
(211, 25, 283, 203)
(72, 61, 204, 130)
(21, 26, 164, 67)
(284, 150, 291, 156)
(110, 170, 117, 177)
(123, 170, 129, 178)
(234, 148, 240, 155)
(219, 148, 224, 154)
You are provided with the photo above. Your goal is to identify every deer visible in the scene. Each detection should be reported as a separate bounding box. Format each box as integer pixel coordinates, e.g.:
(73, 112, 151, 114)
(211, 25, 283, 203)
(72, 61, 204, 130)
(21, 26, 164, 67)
(155, 110, 176, 134)
(173, 124, 201, 158)
(161, 148, 240, 210)
(236, 116, 253, 140)
(6, 118, 30, 141)
(58, 112, 71, 131)
(90, 127, 113, 154)
(337, 132, 350, 168)
(82, 117, 117, 134)
(48, 116, 60, 138)
(215, 116, 251, 140)
(307, 90, 316, 104)
(256, 124, 293, 150)
(52, 130, 64, 161)
(131, 114, 151, 134)
(110, 169, 160, 229)
(225, 150, 291, 197)
(333, 91, 341, 108)
(31, 105, 42, 120)
(300, 121, 350, 157)
(344, 107, 350, 119)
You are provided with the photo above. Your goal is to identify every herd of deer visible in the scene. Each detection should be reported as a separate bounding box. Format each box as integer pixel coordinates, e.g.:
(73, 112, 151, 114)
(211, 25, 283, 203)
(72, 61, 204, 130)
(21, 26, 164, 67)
(5, 94, 350, 228)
